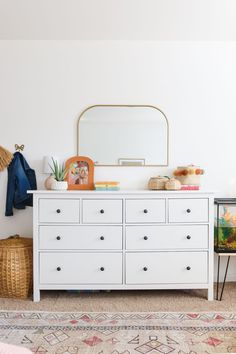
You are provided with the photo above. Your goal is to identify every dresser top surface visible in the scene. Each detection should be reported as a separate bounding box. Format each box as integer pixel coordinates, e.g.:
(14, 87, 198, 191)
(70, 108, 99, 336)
(28, 189, 214, 195)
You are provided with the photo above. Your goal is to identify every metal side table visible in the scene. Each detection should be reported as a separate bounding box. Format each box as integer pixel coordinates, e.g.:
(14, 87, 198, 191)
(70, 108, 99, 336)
(215, 252, 236, 300)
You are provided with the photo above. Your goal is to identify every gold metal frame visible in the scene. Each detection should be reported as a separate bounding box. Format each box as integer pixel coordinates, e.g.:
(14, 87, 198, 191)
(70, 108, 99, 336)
(77, 104, 169, 167)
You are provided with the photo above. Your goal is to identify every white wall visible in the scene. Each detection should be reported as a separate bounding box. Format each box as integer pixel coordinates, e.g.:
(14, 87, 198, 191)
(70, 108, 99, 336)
(1, 40, 236, 280)
(1, 0, 236, 40)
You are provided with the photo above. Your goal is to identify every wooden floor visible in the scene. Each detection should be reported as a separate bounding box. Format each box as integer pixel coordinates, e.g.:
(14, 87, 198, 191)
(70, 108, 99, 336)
(0, 283, 235, 312)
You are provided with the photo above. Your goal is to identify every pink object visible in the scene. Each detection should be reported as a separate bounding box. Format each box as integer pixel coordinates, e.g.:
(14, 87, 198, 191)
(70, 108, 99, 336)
(82, 335, 103, 347)
(0, 342, 32, 354)
(203, 337, 223, 347)
(180, 185, 200, 190)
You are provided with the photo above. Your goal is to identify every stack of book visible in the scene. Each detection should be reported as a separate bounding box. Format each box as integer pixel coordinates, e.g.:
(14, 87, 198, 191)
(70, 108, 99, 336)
(94, 181, 120, 191)
(180, 185, 200, 190)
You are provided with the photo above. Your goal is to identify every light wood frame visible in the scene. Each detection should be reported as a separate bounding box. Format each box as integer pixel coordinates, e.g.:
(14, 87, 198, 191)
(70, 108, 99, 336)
(77, 104, 169, 167)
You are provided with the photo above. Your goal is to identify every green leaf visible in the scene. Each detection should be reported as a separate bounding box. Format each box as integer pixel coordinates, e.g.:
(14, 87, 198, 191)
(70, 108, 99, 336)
(49, 158, 67, 181)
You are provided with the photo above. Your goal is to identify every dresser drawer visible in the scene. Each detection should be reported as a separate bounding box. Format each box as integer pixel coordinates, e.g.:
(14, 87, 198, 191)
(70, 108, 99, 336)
(126, 252, 208, 284)
(39, 225, 122, 250)
(40, 252, 122, 284)
(126, 199, 165, 223)
(168, 199, 208, 223)
(126, 225, 208, 250)
(82, 199, 122, 223)
(39, 199, 80, 223)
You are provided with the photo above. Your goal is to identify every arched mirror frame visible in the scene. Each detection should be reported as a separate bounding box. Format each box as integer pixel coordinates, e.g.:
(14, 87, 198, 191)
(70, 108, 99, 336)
(77, 104, 169, 166)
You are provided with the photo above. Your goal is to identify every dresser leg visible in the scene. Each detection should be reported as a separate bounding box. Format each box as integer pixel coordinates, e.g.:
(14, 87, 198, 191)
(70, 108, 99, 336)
(207, 286, 214, 301)
(33, 289, 40, 302)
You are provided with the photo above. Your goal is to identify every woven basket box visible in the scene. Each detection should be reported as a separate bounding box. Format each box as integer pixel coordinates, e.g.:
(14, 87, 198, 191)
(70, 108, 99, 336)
(0, 235, 33, 299)
(148, 176, 169, 190)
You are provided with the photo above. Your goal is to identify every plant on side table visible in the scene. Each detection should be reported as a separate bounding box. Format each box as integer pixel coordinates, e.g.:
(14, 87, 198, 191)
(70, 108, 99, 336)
(49, 158, 68, 190)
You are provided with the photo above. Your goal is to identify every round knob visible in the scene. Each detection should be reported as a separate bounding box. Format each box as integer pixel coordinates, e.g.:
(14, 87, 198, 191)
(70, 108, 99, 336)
(144, 209, 148, 214)
(56, 209, 61, 214)
(186, 209, 191, 213)
(143, 236, 148, 240)
(186, 235, 191, 240)
(100, 209, 105, 214)
(186, 266, 191, 270)
(57, 267, 61, 271)
(143, 267, 148, 271)
(56, 236, 61, 240)
(100, 236, 105, 240)
(100, 267, 105, 271)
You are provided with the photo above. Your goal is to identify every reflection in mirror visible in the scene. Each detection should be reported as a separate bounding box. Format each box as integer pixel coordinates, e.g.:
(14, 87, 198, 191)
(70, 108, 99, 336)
(77, 105, 168, 166)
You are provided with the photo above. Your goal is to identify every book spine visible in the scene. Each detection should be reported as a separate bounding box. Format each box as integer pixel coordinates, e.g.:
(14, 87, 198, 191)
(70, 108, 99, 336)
(180, 185, 200, 190)
(95, 182, 119, 186)
(95, 187, 120, 191)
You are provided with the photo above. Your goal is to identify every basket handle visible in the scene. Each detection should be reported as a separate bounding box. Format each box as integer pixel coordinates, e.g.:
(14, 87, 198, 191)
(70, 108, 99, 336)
(8, 234, 20, 239)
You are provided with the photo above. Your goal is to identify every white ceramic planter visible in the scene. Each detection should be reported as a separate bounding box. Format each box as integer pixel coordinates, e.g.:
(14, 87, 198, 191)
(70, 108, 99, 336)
(51, 180, 68, 190)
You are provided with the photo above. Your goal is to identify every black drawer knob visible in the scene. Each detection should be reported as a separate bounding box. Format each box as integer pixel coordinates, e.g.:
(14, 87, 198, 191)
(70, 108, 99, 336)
(57, 267, 61, 271)
(143, 267, 148, 271)
(186, 266, 191, 270)
(56, 209, 61, 214)
(100, 209, 105, 214)
(186, 235, 191, 240)
(144, 236, 148, 240)
(100, 267, 105, 271)
(56, 236, 61, 240)
(100, 236, 105, 240)
(144, 209, 148, 214)
(186, 209, 191, 213)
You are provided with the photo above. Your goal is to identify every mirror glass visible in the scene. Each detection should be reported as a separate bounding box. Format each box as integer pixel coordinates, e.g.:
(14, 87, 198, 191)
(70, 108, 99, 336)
(77, 105, 168, 166)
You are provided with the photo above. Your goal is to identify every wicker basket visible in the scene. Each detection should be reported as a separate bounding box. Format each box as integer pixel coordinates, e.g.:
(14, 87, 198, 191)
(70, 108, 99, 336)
(0, 235, 33, 299)
(165, 178, 181, 190)
(148, 176, 169, 190)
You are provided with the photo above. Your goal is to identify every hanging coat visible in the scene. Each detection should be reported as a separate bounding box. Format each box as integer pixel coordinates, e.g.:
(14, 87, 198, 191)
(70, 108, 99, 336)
(5, 152, 37, 216)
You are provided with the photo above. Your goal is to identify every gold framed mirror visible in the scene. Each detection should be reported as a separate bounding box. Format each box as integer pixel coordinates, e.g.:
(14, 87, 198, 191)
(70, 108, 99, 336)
(77, 105, 169, 166)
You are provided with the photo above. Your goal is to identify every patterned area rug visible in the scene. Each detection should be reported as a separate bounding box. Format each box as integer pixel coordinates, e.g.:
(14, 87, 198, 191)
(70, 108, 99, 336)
(0, 311, 236, 354)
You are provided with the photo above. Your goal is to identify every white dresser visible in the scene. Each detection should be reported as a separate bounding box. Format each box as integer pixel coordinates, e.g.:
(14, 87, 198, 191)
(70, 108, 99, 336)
(30, 190, 214, 302)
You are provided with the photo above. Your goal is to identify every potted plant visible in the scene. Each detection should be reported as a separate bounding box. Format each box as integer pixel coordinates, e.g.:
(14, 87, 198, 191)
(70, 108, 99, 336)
(49, 158, 68, 190)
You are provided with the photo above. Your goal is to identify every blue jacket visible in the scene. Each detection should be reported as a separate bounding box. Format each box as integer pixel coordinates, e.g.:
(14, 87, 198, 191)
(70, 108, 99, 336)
(5, 152, 37, 216)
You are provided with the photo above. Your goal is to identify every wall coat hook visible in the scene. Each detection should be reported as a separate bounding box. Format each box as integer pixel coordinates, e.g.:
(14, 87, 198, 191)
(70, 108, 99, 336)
(15, 144, 25, 152)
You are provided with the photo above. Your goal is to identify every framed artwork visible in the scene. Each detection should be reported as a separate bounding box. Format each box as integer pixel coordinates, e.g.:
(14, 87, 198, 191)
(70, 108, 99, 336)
(65, 156, 94, 190)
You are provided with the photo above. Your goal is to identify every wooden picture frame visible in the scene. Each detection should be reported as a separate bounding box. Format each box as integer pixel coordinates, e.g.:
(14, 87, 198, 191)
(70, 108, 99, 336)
(65, 156, 94, 190)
